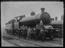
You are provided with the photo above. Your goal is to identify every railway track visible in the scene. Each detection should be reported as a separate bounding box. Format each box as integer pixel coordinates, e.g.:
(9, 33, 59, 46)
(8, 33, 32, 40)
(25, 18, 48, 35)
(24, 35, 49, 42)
(2, 36, 24, 47)
(2, 40, 23, 47)
(2, 32, 63, 47)
(3, 36, 43, 47)
(3, 35, 63, 47)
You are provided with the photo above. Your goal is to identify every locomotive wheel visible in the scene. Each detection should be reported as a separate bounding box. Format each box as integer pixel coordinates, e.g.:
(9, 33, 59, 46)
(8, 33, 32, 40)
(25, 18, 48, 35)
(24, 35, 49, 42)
(9, 30, 13, 35)
(41, 36, 46, 41)
(49, 36, 54, 40)
(40, 33, 46, 41)
(6, 30, 12, 35)
(6, 30, 10, 34)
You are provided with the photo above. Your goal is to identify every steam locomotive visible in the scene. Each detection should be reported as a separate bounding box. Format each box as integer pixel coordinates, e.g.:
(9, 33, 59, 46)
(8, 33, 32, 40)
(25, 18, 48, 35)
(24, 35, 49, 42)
(5, 8, 61, 41)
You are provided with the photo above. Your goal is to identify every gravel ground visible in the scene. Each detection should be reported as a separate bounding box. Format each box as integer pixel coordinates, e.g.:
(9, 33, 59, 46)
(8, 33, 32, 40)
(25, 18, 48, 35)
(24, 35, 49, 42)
(2, 34, 63, 47)
(1, 39, 17, 47)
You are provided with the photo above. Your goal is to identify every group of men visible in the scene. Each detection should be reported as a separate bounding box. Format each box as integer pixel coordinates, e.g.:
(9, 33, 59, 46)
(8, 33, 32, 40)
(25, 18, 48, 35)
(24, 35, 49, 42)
(17, 24, 46, 40)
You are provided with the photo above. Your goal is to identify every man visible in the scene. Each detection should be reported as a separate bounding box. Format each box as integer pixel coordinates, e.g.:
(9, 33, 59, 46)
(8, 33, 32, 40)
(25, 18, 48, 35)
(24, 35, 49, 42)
(23, 26, 27, 39)
(35, 24, 40, 40)
(27, 27, 31, 40)
(40, 28, 46, 40)
(31, 27, 36, 39)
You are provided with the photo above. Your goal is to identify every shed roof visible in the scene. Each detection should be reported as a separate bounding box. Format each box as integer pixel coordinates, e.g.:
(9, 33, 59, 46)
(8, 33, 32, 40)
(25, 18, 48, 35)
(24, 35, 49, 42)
(51, 20, 63, 25)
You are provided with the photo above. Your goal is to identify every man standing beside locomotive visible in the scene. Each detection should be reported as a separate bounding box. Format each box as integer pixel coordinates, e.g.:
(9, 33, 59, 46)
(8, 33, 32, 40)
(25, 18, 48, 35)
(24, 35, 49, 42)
(26, 27, 32, 40)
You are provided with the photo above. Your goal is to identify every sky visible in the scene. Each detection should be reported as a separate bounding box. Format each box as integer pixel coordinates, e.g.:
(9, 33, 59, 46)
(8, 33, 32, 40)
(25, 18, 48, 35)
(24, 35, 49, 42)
(1, 1, 64, 27)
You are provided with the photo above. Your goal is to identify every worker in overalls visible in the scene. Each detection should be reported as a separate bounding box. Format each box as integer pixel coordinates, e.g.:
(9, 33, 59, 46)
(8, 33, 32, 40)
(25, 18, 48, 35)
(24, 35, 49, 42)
(24, 26, 27, 39)
(35, 24, 40, 40)
(21, 25, 26, 38)
(31, 27, 36, 40)
(27, 27, 31, 40)
(40, 28, 46, 40)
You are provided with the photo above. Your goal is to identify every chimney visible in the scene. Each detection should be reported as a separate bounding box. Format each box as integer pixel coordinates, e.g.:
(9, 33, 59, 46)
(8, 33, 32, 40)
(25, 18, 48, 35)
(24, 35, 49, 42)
(41, 8, 45, 13)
